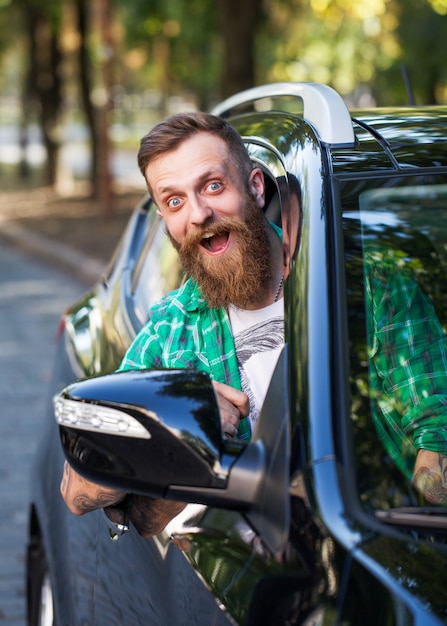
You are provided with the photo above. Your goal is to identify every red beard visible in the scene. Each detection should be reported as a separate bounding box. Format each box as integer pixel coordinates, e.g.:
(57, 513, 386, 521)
(167, 197, 272, 309)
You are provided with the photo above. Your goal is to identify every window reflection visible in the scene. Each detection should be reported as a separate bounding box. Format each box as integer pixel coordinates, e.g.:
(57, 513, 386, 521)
(133, 215, 184, 324)
(344, 183, 447, 510)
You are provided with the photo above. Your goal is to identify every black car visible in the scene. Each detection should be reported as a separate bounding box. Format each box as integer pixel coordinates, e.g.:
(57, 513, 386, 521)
(27, 82, 447, 626)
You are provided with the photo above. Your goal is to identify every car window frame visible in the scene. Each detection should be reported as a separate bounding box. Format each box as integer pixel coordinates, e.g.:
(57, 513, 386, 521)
(338, 172, 447, 536)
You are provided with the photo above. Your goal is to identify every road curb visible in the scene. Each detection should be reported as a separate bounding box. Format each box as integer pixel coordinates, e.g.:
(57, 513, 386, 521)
(0, 220, 105, 287)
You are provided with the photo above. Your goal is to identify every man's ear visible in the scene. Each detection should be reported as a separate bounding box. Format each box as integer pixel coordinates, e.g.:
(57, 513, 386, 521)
(249, 168, 265, 209)
(153, 195, 163, 218)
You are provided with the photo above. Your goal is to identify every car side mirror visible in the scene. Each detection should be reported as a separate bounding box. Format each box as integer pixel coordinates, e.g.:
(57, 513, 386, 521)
(55, 349, 290, 553)
(54, 369, 264, 509)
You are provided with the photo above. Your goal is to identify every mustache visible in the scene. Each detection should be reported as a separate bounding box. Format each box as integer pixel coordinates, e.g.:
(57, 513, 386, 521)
(169, 216, 248, 252)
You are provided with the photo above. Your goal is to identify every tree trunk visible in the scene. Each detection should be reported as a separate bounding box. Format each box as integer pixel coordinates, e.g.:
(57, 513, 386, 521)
(18, 46, 35, 180)
(21, 2, 63, 187)
(218, 0, 263, 99)
(75, 0, 98, 190)
(96, 0, 114, 217)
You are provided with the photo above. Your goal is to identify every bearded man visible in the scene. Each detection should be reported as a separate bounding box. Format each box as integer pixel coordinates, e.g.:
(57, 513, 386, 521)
(60, 113, 286, 537)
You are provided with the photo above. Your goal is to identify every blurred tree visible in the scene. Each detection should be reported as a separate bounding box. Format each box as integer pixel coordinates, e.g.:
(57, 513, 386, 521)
(15, 0, 64, 186)
(259, 0, 396, 103)
(3, 0, 447, 197)
(383, 0, 447, 105)
(260, 0, 447, 106)
(218, 0, 264, 98)
(95, 0, 115, 216)
(118, 0, 218, 109)
(75, 0, 98, 188)
(9, 0, 115, 213)
(117, 0, 264, 108)
(70, 0, 115, 214)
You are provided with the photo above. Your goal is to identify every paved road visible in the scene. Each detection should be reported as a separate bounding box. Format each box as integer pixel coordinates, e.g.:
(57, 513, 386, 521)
(0, 238, 85, 624)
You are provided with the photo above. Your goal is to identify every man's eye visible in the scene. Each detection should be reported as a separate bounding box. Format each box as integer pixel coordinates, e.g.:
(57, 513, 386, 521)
(168, 198, 182, 208)
(207, 182, 222, 192)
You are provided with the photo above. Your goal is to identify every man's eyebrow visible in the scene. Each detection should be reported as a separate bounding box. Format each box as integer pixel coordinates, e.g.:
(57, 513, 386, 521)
(157, 184, 179, 196)
(196, 166, 230, 184)
(193, 165, 226, 179)
(158, 168, 229, 196)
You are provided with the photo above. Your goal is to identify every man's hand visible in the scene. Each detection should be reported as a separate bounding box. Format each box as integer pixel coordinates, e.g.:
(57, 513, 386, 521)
(212, 381, 249, 437)
(61, 462, 185, 537)
(129, 496, 186, 537)
(60, 461, 126, 515)
(413, 449, 447, 504)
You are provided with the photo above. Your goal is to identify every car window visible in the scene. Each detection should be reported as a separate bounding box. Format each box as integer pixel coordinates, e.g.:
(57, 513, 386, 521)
(132, 204, 184, 325)
(343, 179, 447, 512)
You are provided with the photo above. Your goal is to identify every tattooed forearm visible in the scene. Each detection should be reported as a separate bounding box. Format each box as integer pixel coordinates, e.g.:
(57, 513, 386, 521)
(71, 491, 124, 514)
(413, 451, 447, 505)
(130, 495, 186, 537)
(60, 461, 185, 530)
(60, 461, 125, 515)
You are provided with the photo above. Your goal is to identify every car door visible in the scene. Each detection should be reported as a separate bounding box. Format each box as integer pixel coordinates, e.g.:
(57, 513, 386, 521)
(334, 174, 447, 624)
(109, 143, 321, 625)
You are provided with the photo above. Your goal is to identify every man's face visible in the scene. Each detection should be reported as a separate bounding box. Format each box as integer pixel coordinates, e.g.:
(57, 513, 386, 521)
(147, 132, 265, 244)
(146, 132, 272, 309)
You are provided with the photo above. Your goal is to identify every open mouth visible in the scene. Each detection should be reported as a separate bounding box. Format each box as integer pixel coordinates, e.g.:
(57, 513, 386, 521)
(200, 231, 230, 254)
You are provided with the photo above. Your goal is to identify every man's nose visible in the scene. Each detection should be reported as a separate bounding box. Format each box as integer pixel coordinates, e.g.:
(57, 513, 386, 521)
(189, 195, 213, 225)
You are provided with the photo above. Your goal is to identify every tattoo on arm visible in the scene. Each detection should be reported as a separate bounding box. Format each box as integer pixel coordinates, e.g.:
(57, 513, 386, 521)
(60, 461, 185, 527)
(413, 453, 447, 505)
(60, 461, 124, 515)
(72, 491, 124, 514)
(129, 495, 186, 537)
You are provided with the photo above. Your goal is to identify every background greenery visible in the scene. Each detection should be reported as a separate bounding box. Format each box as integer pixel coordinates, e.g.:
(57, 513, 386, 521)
(1, 0, 447, 211)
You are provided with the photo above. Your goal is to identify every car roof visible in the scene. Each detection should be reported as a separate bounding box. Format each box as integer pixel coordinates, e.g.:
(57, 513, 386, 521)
(213, 82, 447, 176)
(333, 107, 447, 174)
(212, 81, 355, 146)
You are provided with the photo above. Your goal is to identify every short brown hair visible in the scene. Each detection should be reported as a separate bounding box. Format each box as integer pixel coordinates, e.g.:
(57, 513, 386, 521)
(137, 112, 253, 185)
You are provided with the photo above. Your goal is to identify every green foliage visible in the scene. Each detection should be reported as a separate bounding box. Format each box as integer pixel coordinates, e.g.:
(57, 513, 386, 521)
(389, 0, 447, 104)
(0, 1, 21, 58)
(115, 0, 220, 108)
(2, 0, 447, 147)
(2, 0, 446, 106)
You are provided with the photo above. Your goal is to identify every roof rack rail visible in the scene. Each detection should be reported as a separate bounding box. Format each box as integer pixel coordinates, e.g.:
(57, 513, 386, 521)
(212, 82, 355, 147)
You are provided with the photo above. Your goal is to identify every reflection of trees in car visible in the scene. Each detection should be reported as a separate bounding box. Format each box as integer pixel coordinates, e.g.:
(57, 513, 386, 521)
(362, 222, 447, 329)
(344, 226, 396, 509)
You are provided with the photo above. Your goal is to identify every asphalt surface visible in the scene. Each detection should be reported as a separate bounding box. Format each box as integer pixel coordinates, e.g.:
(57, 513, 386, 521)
(0, 230, 87, 624)
(0, 220, 106, 287)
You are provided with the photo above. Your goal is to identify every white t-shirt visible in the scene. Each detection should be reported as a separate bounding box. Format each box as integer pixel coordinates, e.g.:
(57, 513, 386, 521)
(228, 299, 284, 434)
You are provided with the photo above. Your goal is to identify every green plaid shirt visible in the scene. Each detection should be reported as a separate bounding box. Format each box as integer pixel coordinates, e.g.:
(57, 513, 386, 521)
(119, 224, 282, 443)
(118, 277, 251, 441)
(366, 247, 447, 480)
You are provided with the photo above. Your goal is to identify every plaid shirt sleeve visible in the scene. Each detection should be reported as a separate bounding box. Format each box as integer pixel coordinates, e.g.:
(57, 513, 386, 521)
(117, 280, 251, 441)
(366, 247, 447, 478)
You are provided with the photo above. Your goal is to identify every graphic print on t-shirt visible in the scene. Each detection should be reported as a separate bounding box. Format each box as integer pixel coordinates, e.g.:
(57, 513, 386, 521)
(229, 302, 284, 433)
